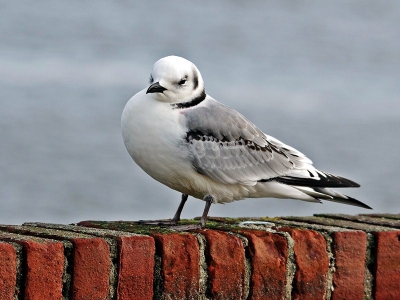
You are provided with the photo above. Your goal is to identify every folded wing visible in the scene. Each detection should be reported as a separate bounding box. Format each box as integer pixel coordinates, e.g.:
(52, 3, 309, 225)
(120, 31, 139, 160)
(182, 97, 316, 185)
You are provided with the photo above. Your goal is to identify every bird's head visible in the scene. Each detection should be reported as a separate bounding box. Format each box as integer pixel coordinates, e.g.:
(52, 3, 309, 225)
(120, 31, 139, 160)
(146, 56, 205, 104)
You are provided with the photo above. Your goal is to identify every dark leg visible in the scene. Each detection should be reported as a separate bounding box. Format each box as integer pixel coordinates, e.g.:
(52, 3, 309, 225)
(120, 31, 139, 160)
(138, 194, 188, 225)
(200, 195, 213, 228)
(138, 194, 214, 231)
(160, 194, 214, 231)
(171, 194, 188, 222)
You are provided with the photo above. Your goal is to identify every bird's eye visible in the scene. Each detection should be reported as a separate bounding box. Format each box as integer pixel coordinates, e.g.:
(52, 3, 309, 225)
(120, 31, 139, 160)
(149, 75, 153, 84)
(178, 78, 187, 85)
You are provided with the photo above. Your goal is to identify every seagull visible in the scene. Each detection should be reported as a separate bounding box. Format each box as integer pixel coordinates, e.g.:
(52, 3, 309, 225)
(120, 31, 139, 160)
(121, 56, 371, 228)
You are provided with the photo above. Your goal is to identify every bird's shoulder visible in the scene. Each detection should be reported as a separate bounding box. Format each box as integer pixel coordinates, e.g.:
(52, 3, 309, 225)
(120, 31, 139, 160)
(181, 96, 267, 145)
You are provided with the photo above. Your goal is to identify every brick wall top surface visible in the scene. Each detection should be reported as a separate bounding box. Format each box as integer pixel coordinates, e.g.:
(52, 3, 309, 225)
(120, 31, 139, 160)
(0, 214, 399, 299)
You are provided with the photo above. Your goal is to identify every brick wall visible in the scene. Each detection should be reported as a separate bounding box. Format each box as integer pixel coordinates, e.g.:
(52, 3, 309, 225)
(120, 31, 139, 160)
(0, 214, 399, 299)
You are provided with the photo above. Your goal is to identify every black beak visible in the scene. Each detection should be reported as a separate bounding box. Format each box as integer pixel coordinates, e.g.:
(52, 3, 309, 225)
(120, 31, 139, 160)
(146, 82, 167, 94)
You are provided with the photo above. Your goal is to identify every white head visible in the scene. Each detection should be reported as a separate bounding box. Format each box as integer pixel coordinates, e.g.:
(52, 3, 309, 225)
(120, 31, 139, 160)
(146, 56, 205, 104)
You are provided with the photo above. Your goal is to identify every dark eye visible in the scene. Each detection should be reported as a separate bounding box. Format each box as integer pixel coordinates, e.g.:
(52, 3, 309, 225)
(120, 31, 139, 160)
(178, 78, 187, 85)
(149, 75, 153, 84)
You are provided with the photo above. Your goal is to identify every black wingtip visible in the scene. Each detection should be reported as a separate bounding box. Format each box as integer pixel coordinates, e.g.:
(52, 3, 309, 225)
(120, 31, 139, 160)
(327, 195, 372, 210)
(333, 173, 360, 188)
(272, 171, 361, 188)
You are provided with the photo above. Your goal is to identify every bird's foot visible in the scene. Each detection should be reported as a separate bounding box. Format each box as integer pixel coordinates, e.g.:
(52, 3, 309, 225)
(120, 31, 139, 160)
(136, 194, 212, 230)
(136, 219, 202, 231)
(167, 224, 202, 231)
(136, 219, 179, 226)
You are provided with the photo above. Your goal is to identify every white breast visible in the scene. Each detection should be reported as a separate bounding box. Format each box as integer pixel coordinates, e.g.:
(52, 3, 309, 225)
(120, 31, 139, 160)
(121, 89, 192, 187)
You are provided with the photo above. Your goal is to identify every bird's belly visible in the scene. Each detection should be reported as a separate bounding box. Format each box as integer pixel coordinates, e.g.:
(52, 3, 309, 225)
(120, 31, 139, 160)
(130, 138, 192, 189)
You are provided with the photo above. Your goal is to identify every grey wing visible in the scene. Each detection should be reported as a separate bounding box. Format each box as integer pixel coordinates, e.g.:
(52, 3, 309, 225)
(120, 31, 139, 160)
(182, 97, 314, 186)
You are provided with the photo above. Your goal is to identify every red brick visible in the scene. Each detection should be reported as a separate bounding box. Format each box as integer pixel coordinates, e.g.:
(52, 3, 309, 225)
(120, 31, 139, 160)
(279, 227, 329, 300)
(22, 240, 64, 300)
(152, 233, 200, 299)
(240, 230, 287, 300)
(71, 238, 111, 300)
(374, 231, 400, 300)
(0, 242, 17, 299)
(116, 235, 155, 300)
(201, 230, 246, 300)
(331, 231, 367, 300)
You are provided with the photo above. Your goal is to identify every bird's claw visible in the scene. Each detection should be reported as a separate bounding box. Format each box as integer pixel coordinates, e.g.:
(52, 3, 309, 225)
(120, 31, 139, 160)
(136, 219, 178, 226)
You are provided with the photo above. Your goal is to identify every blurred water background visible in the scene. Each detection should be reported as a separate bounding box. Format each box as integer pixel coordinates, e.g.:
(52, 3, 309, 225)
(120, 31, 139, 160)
(1, 1, 399, 224)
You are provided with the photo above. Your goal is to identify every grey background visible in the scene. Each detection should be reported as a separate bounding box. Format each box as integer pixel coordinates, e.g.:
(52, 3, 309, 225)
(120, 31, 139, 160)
(1, 1, 399, 224)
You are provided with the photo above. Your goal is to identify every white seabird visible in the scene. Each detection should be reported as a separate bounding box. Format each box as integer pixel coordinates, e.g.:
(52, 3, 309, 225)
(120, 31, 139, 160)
(121, 56, 371, 228)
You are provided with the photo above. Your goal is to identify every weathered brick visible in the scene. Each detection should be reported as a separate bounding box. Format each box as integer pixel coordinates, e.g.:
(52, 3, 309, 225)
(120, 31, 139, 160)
(201, 229, 246, 300)
(2, 216, 398, 300)
(362, 213, 400, 220)
(270, 217, 371, 299)
(152, 233, 200, 299)
(24, 222, 156, 300)
(331, 231, 367, 300)
(282, 216, 390, 232)
(71, 238, 111, 300)
(239, 230, 287, 300)
(0, 232, 65, 300)
(374, 231, 400, 300)
(0, 225, 113, 300)
(23, 240, 64, 300)
(116, 236, 155, 300)
(316, 214, 400, 229)
(278, 227, 329, 300)
(0, 242, 17, 299)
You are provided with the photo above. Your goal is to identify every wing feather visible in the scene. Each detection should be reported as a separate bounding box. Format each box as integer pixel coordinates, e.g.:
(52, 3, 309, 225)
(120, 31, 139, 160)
(183, 97, 312, 185)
